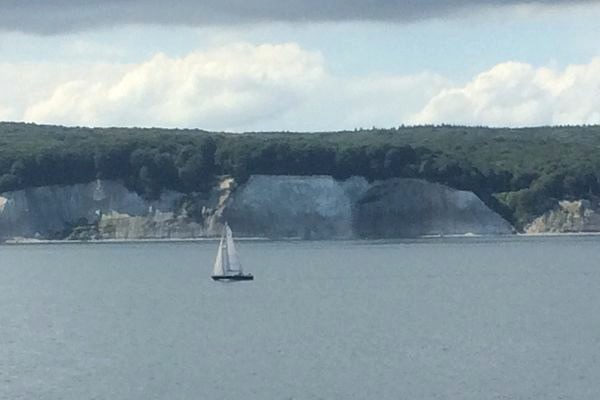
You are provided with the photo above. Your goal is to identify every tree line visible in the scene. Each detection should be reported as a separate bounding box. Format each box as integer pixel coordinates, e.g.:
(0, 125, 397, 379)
(1, 122, 600, 229)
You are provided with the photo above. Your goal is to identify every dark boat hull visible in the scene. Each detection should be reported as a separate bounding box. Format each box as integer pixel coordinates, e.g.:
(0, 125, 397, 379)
(212, 274, 254, 281)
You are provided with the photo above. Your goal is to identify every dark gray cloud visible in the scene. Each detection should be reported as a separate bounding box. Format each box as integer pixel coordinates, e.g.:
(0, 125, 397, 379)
(1, 0, 596, 34)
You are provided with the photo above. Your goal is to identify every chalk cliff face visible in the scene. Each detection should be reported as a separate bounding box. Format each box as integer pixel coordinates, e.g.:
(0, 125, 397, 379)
(355, 179, 513, 237)
(0, 180, 187, 239)
(0, 175, 514, 240)
(96, 178, 236, 239)
(526, 199, 600, 233)
(224, 176, 512, 238)
(225, 175, 369, 239)
(97, 211, 207, 240)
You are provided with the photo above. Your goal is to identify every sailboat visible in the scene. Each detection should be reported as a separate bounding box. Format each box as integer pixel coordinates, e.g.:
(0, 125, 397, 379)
(211, 223, 254, 281)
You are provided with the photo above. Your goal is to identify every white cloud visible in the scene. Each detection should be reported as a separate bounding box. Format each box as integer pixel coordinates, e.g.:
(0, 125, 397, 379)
(411, 58, 600, 127)
(2, 43, 600, 130)
(5, 42, 448, 131)
(0, 61, 127, 120)
(0, 105, 14, 121)
(22, 43, 324, 130)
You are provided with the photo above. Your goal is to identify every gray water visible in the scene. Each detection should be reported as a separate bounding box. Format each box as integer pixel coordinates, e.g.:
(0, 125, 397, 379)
(1, 236, 600, 400)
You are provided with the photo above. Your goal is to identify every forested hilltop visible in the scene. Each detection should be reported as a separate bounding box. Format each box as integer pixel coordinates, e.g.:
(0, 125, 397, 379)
(1, 121, 600, 230)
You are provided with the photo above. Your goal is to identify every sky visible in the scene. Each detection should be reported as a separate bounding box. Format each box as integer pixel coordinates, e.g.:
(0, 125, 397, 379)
(1, 0, 600, 131)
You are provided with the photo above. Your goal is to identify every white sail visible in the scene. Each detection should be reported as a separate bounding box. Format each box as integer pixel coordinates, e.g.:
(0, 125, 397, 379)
(212, 223, 251, 280)
(212, 234, 226, 276)
(225, 224, 243, 274)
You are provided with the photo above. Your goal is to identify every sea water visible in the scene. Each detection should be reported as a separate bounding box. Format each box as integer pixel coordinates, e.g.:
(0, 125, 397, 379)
(1, 236, 600, 399)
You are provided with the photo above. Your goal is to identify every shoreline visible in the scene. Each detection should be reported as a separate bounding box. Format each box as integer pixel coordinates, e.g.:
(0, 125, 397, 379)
(4, 232, 600, 245)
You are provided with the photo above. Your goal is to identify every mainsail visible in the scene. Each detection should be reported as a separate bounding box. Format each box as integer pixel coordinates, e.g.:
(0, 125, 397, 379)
(212, 234, 226, 276)
(225, 225, 243, 274)
(212, 224, 243, 276)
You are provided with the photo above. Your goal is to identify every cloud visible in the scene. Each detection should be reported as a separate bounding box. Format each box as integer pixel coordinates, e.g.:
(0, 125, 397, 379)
(0, 105, 13, 121)
(0, 0, 596, 34)
(2, 43, 600, 130)
(1, 42, 449, 131)
(0, 62, 117, 124)
(411, 59, 600, 126)
(22, 43, 325, 130)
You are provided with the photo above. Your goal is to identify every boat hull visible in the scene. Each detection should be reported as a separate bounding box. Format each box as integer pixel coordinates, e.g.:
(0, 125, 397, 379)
(211, 274, 254, 281)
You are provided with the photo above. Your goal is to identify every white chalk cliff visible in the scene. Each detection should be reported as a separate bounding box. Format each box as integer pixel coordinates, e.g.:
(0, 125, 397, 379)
(526, 199, 600, 233)
(0, 180, 191, 239)
(0, 176, 513, 240)
(224, 175, 369, 239)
